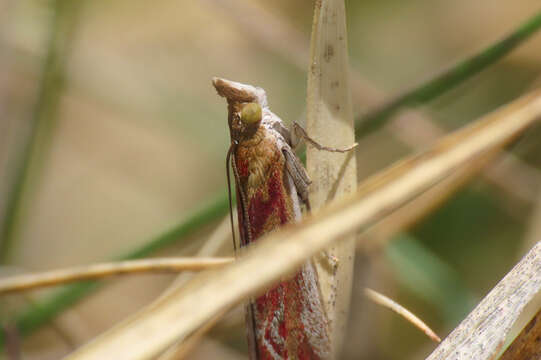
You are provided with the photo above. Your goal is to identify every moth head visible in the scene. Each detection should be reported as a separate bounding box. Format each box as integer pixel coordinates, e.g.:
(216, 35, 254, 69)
(213, 77, 267, 142)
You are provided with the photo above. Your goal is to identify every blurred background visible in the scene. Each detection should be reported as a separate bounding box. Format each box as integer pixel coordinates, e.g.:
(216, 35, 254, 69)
(1, 0, 541, 359)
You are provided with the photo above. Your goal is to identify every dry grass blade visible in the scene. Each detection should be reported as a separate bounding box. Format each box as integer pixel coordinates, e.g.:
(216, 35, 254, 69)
(156, 308, 229, 360)
(64, 90, 541, 360)
(364, 288, 441, 343)
(426, 242, 541, 360)
(155, 215, 233, 359)
(499, 307, 541, 360)
(306, 0, 357, 354)
(0, 258, 233, 295)
(361, 146, 503, 251)
(389, 111, 541, 209)
(158, 214, 234, 301)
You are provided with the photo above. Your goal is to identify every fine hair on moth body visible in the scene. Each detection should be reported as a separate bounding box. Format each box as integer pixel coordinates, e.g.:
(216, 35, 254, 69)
(213, 77, 356, 360)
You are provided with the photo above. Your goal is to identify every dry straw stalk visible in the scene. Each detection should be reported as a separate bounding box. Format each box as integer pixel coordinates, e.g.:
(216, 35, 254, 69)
(306, 0, 357, 354)
(427, 242, 541, 360)
(0, 258, 233, 295)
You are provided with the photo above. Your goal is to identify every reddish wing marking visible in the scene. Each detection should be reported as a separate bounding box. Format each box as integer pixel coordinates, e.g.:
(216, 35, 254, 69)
(214, 77, 331, 360)
(236, 130, 329, 360)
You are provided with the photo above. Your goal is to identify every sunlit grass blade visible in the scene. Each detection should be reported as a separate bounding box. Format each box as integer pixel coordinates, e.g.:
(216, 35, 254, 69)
(364, 288, 441, 343)
(0, 257, 233, 295)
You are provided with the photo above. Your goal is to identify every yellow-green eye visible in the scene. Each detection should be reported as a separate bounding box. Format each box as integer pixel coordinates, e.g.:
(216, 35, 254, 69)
(240, 103, 262, 125)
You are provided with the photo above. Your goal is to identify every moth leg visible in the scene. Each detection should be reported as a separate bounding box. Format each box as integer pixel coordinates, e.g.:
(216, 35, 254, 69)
(283, 147, 311, 210)
(293, 122, 357, 152)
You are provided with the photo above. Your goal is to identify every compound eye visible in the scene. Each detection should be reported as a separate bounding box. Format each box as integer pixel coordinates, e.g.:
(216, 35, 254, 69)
(240, 103, 262, 125)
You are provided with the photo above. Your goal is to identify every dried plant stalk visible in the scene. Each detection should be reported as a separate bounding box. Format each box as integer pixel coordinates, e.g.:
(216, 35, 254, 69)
(0, 258, 233, 295)
(360, 143, 503, 251)
(156, 216, 234, 359)
(306, 0, 357, 354)
(364, 288, 441, 343)
(426, 242, 541, 360)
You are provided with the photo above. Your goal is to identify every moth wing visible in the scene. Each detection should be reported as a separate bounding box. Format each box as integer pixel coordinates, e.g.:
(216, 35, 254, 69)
(282, 146, 311, 208)
(266, 110, 293, 146)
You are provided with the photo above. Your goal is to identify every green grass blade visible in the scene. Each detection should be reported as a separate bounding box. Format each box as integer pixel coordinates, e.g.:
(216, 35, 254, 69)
(386, 234, 477, 324)
(356, 10, 541, 136)
(0, 0, 79, 262)
(117, 193, 229, 261)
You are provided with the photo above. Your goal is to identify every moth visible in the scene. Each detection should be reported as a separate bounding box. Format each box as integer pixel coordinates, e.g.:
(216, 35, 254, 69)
(213, 77, 355, 360)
